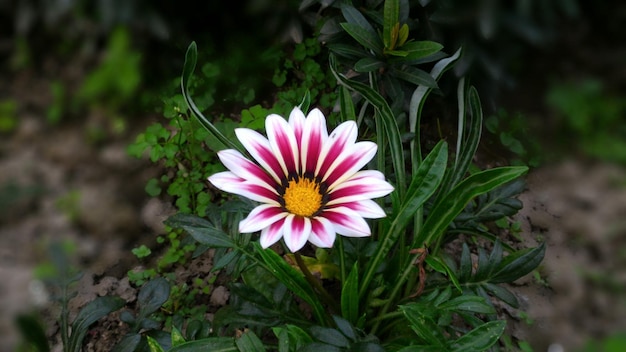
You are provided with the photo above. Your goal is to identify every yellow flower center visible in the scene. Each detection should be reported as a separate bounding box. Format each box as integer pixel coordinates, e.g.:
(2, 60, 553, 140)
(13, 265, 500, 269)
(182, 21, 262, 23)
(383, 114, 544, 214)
(283, 178, 323, 217)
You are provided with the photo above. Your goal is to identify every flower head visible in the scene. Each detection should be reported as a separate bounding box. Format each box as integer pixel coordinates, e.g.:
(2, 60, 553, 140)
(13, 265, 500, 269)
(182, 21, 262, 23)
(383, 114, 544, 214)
(209, 107, 394, 252)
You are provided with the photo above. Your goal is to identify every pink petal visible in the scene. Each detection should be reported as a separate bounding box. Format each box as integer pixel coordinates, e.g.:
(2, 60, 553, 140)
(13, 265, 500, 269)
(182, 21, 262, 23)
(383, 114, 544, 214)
(266, 114, 299, 176)
(216, 149, 277, 191)
(208, 171, 244, 191)
(301, 108, 328, 174)
(315, 120, 358, 179)
(326, 171, 394, 205)
(288, 107, 306, 150)
(260, 218, 286, 248)
(283, 215, 312, 252)
(239, 204, 288, 233)
(235, 128, 285, 182)
(324, 141, 378, 189)
(328, 199, 387, 219)
(321, 207, 371, 238)
(308, 217, 336, 248)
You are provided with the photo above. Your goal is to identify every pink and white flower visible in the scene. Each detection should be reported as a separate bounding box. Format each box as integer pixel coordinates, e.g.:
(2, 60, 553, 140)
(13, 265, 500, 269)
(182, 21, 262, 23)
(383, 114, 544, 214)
(208, 107, 394, 252)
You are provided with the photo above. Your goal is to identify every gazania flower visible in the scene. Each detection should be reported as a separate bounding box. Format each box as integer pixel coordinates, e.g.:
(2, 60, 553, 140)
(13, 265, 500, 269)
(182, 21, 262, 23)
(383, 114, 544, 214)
(208, 107, 394, 252)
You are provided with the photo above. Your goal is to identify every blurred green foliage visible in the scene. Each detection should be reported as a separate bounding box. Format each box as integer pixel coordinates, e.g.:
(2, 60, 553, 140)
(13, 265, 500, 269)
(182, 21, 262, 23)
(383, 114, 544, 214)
(547, 78, 626, 164)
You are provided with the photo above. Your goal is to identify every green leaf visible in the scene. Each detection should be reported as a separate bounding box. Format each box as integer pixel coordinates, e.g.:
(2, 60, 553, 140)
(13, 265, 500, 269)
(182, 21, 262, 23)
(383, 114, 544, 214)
(449, 320, 506, 352)
(147, 335, 165, 352)
(359, 141, 447, 299)
(236, 330, 266, 352)
(309, 327, 350, 348)
(68, 296, 125, 352)
(400, 304, 447, 347)
(483, 283, 519, 308)
(491, 243, 546, 284)
(391, 66, 438, 88)
(181, 42, 245, 154)
(332, 316, 357, 342)
(165, 213, 235, 248)
(171, 325, 186, 346)
(253, 243, 329, 326)
(138, 277, 170, 316)
(416, 166, 529, 247)
(338, 86, 356, 123)
(424, 255, 462, 293)
(354, 57, 385, 72)
(383, 0, 400, 49)
(168, 337, 237, 352)
(330, 54, 406, 199)
(438, 83, 483, 197)
(340, 23, 384, 54)
(400, 41, 444, 61)
(409, 47, 461, 163)
(341, 263, 359, 324)
(439, 296, 496, 315)
(273, 324, 313, 352)
(459, 243, 472, 282)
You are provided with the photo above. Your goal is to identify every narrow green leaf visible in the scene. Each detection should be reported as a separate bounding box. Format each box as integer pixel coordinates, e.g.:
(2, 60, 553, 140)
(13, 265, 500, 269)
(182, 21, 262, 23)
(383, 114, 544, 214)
(409, 47, 461, 163)
(483, 283, 519, 308)
(341, 263, 359, 324)
(310, 326, 350, 348)
(68, 296, 125, 352)
(491, 242, 546, 284)
(333, 316, 357, 342)
(359, 141, 447, 299)
(473, 247, 491, 281)
(327, 43, 368, 59)
(253, 243, 329, 326)
(400, 41, 444, 61)
(273, 324, 313, 352)
(400, 304, 447, 347)
(424, 256, 462, 293)
(338, 86, 356, 123)
(459, 243, 472, 282)
(416, 166, 529, 247)
(330, 54, 406, 199)
(391, 66, 438, 88)
(168, 337, 238, 352)
(182, 225, 234, 248)
(354, 57, 385, 72)
(299, 90, 311, 114)
(340, 4, 377, 35)
(340, 23, 384, 54)
(439, 296, 496, 315)
(449, 320, 506, 352)
(181, 42, 245, 153)
(383, 0, 400, 49)
(236, 330, 266, 352)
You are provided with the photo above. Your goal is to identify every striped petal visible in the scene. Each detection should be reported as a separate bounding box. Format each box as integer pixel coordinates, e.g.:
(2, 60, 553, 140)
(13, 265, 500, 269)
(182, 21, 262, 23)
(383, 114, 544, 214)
(308, 217, 336, 248)
(321, 207, 371, 237)
(266, 114, 299, 176)
(235, 128, 285, 182)
(325, 141, 378, 189)
(260, 218, 286, 248)
(327, 170, 394, 205)
(239, 204, 287, 233)
(283, 215, 312, 252)
(329, 199, 387, 219)
(301, 109, 328, 174)
(289, 107, 306, 150)
(216, 149, 277, 191)
(315, 120, 358, 179)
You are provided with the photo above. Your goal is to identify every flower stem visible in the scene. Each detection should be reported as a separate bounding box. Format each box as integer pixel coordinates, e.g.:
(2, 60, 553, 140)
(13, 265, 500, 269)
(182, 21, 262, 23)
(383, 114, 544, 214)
(294, 252, 340, 313)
